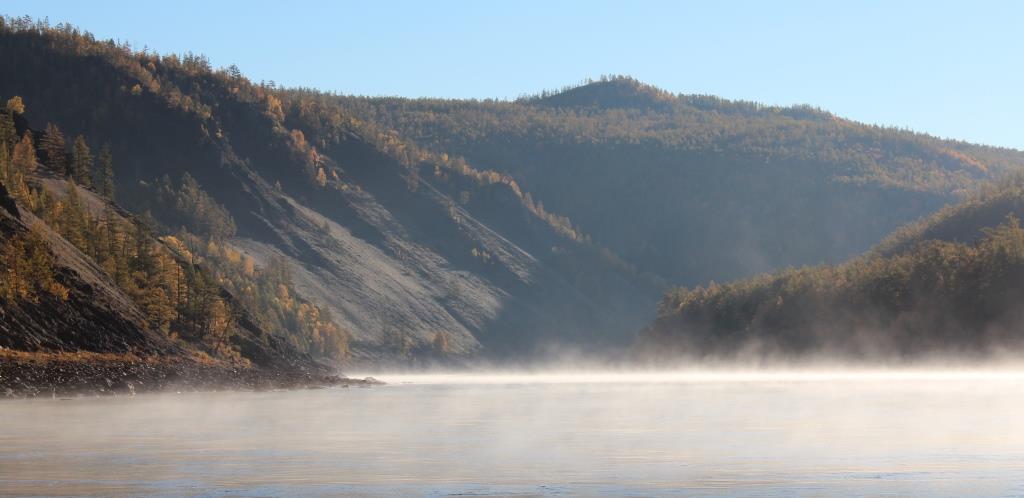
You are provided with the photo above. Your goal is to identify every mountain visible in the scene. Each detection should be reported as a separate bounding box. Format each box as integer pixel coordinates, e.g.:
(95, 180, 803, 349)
(4, 17, 1024, 368)
(0, 18, 656, 362)
(638, 173, 1024, 360)
(332, 76, 1024, 286)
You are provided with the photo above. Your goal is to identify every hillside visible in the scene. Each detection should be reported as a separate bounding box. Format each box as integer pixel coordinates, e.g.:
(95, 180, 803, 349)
(0, 18, 656, 361)
(638, 173, 1024, 360)
(332, 76, 1024, 285)
(0, 168, 347, 396)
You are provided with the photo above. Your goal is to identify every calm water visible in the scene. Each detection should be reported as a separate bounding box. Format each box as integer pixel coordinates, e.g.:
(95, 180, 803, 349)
(4, 371, 1024, 496)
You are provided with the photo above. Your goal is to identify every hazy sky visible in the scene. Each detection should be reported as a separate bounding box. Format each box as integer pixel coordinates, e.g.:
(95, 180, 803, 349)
(5, 0, 1022, 149)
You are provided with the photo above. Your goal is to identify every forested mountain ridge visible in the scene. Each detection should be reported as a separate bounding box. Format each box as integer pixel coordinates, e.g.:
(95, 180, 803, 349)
(0, 17, 656, 361)
(4, 16, 1024, 368)
(333, 76, 1024, 285)
(638, 173, 1024, 360)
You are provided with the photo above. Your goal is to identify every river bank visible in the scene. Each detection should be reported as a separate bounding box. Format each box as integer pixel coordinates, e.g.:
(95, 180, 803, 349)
(0, 351, 380, 398)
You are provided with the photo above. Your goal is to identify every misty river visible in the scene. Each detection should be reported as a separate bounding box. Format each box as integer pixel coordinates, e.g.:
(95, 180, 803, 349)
(4, 371, 1024, 496)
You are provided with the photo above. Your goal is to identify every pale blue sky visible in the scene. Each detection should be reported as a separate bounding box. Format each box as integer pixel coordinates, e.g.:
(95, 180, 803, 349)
(5, 1, 1023, 149)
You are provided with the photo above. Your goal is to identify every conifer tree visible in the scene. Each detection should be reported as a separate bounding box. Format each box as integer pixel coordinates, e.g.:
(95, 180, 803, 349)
(8, 131, 36, 200)
(11, 130, 35, 174)
(0, 109, 16, 154)
(40, 123, 67, 174)
(61, 180, 88, 249)
(97, 143, 115, 198)
(0, 143, 9, 186)
(142, 285, 176, 333)
(132, 211, 157, 275)
(71, 135, 93, 187)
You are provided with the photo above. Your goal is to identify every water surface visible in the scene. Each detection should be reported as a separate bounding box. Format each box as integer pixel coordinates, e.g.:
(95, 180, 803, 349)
(4, 371, 1024, 496)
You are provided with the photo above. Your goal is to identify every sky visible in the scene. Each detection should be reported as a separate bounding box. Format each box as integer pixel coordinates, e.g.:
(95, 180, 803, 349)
(5, 0, 1023, 149)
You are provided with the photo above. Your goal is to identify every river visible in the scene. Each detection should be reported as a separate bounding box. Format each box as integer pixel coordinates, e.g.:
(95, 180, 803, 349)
(3, 370, 1024, 496)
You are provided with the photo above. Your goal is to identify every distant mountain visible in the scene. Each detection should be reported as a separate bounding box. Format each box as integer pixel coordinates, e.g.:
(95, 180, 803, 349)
(638, 173, 1024, 360)
(334, 76, 1024, 286)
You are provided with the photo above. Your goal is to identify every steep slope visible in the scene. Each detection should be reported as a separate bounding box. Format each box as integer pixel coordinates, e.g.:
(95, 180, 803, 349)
(0, 177, 346, 396)
(0, 183, 174, 355)
(333, 76, 1024, 285)
(0, 19, 656, 360)
(638, 174, 1024, 360)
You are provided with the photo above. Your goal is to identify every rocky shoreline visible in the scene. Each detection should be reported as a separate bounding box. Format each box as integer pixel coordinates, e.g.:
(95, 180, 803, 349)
(0, 352, 381, 398)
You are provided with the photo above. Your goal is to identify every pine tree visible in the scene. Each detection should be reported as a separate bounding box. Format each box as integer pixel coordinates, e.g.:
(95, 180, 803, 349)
(40, 123, 67, 175)
(226, 64, 242, 81)
(142, 285, 176, 333)
(11, 131, 36, 174)
(0, 234, 27, 301)
(206, 298, 234, 350)
(8, 131, 36, 200)
(131, 211, 157, 275)
(61, 180, 88, 249)
(0, 143, 9, 186)
(71, 135, 93, 187)
(97, 143, 114, 198)
(0, 110, 16, 154)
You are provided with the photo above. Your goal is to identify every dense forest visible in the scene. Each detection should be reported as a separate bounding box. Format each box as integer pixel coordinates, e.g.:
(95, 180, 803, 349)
(639, 174, 1024, 360)
(330, 76, 1024, 284)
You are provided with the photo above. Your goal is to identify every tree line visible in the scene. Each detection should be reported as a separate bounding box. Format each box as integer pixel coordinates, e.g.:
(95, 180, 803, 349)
(0, 97, 113, 200)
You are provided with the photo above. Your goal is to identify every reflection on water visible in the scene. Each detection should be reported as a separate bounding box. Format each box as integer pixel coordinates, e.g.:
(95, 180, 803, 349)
(3, 371, 1024, 496)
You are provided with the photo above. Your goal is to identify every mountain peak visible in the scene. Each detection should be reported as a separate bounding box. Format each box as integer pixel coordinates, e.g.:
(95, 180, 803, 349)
(525, 76, 675, 110)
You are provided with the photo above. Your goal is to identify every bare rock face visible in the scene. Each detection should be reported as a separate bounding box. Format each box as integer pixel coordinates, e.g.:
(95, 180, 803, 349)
(221, 144, 656, 360)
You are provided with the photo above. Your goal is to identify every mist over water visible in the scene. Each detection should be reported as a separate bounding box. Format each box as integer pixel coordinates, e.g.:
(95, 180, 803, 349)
(361, 367, 1024, 385)
(4, 368, 1024, 496)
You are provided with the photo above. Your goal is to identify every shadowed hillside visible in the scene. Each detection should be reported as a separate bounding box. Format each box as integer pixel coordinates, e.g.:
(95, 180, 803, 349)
(639, 173, 1024, 360)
